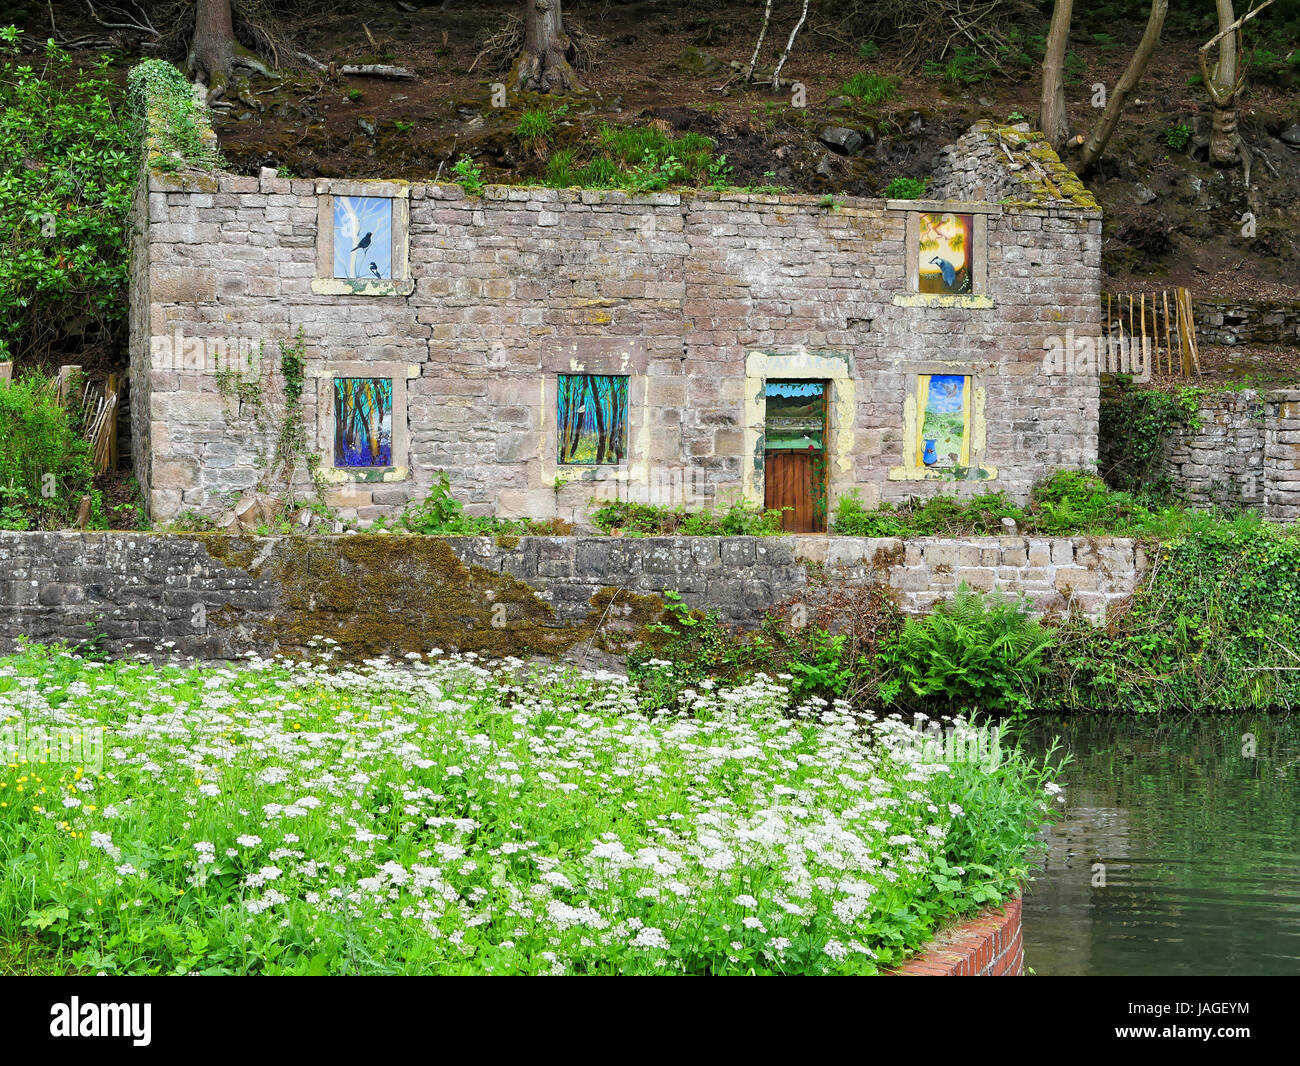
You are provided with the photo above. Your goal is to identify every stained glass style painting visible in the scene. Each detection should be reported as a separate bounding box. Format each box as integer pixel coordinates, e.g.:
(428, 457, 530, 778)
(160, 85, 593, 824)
(764, 381, 825, 450)
(557, 374, 628, 465)
(333, 196, 393, 281)
(917, 374, 970, 469)
(334, 377, 393, 468)
(918, 212, 973, 295)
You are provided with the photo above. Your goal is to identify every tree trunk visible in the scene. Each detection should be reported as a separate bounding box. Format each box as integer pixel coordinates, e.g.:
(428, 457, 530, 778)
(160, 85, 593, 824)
(1039, 0, 1074, 149)
(511, 0, 583, 94)
(188, 0, 236, 86)
(1209, 0, 1241, 165)
(1076, 0, 1168, 173)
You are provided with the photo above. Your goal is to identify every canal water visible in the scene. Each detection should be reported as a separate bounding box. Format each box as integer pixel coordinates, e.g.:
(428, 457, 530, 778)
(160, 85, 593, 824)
(1020, 714, 1300, 976)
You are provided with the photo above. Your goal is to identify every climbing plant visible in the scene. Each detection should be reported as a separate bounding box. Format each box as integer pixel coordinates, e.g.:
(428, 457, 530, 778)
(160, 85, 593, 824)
(1099, 380, 1203, 500)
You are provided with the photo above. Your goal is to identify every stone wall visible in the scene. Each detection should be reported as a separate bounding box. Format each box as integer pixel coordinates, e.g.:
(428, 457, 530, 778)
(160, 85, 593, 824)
(0, 532, 1145, 662)
(1105, 388, 1300, 519)
(132, 119, 1102, 526)
(1193, 300, 1300, 347)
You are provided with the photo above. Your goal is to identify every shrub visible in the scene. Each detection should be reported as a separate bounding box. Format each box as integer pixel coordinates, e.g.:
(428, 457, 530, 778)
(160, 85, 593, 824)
(880, 583, 1056, 716)
(451, 155, 486, 196)
(0, 371, 96, 529)
(881, 176, 929, 200)
(543, 123, 727, 191)
(590, 498, 784, 536)
(0, 30, 136, 363)
(1163, 122, 1192, 152)
(390, 472, 531, 535)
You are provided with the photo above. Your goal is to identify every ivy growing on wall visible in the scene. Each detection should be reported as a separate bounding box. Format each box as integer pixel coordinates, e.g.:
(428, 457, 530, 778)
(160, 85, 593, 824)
(1099, 379, 1204, 501)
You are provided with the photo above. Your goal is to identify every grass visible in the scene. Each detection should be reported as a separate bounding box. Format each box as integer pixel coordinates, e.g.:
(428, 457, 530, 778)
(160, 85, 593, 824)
(544, 123, 729, 192)
(836, 72, 899, 105)
(0, 641, 1059, 975)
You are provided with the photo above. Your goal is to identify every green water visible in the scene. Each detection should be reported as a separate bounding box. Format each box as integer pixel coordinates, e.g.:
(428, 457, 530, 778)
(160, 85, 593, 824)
(1021, 714, 1300, 976)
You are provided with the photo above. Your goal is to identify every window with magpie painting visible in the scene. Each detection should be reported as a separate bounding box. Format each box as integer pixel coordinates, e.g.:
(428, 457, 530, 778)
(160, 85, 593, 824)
(333, 196, 393, 281)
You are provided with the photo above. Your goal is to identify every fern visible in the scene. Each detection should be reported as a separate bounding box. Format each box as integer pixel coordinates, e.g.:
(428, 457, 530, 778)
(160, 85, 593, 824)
(880, 583, 1055, 716)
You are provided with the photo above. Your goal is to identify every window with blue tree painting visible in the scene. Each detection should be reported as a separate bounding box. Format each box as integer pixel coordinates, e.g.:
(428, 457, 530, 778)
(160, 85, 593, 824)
(334, 377, 393, 468)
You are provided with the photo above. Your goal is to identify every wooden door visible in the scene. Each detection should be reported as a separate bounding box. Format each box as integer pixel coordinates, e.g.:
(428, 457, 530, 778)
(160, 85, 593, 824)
(765, 450, 823, 532)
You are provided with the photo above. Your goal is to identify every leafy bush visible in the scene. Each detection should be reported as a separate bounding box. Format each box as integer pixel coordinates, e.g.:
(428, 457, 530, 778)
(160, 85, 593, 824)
(881, 175, 929, 199)
(880, 583, 1056, 716)
(0, 30, 136, 363)
(837, 71, 898, 105)
(0, 371, 97, 529)
(388, 472, 531, 534)
(1099, 381, 1202, 499)
(590, 498, 784, 536)
(1163, 122, 1192, 152)
(451, 155, 486, 196)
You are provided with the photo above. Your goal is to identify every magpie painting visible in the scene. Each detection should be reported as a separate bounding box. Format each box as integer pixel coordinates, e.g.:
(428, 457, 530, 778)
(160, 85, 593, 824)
(333, 196, 392, 280)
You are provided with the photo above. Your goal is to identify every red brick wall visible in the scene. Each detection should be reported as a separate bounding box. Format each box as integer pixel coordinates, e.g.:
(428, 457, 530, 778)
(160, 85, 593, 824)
(889, 894, 1024, 976)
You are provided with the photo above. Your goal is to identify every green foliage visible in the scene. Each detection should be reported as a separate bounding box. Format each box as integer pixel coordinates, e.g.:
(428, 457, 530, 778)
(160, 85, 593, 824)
(589, 498, 784, 536)
(923, 47, 989, 85)
(346, 88, 362, 102)
(127, 60, 221, 170)
(836, 71, 898, 105)
(0, 372, 95, 530)
(0, 33, 136, 362)
(451, 154, 486, 196)
(833, 471, 1212, 540)
(1099, 381, 1203, 498)
(881, 175, 930, 200)
(1163, 122, 1192, 152)
(514, 108, 555, 145)
(880, 583, 1056, 717)
(387, 472, 540, 535)
(544, 123, 727, 192)
(0, 643, 1058, 974)
(856, 41, 880, 59)
(1047, 524, 1300, 713)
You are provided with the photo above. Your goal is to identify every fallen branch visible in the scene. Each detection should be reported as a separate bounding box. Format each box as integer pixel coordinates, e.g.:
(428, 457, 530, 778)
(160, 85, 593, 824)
(338, 63, 416, 79)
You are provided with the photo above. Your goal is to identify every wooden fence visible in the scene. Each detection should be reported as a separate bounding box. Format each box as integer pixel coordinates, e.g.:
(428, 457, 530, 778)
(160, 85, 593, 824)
(1104, 288, 1201, 379)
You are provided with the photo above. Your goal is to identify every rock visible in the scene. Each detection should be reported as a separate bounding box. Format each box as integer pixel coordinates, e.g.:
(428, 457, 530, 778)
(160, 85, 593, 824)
(1000, 516, 1019, 534)
(1280, 124, 1300, 147)
(73, 495, 92, 528)
(909, 111, 925, 133)
(388, 93, 409, 103)
(455, 104, 480, 120)
(675, 46, 722, 75)
(825, 96, 852, 110)
(220, 490, 283, 533)
(815, 153, 835, 178)
(357, 117, 378, 137)
(818, 126, 864, 156)
(1133, 183, 1158, 205)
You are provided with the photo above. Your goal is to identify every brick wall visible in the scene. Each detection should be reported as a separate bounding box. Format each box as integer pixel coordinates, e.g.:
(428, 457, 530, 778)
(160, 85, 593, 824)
(132, 122, 1102, 525)
(0, 532, 1144, 661)
(890, 894, 1024, 976)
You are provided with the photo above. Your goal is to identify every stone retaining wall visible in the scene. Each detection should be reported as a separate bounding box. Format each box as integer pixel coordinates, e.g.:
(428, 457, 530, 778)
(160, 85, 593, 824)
(0, 532, 1145, 661)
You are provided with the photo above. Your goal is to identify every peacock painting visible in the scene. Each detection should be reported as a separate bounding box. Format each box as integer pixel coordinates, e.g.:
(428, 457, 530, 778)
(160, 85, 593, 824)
(917, 212, 973, 295)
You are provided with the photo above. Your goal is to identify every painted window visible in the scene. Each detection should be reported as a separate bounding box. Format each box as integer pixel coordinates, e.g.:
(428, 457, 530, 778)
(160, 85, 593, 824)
(917, 373, 971, 469)
(333, 196, 393, 281)
(764, 381, 825, 450)
(334, 377, 394, 468)
(557, 374, 628, 465)
(917, 212, 973, 295)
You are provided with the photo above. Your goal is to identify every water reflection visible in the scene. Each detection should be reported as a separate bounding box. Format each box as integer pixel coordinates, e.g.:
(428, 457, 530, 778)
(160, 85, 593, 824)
(1019, 714, 1300, 976)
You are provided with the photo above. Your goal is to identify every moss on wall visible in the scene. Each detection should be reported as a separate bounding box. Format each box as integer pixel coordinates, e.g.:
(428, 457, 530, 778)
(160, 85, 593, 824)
(194, 533, 671, 661)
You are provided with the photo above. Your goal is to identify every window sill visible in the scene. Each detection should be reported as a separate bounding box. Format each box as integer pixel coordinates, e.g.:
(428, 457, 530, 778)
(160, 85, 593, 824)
(311, 278, 415, 297)
(892, 293, 995, 309)
(322, 466, 408, 484)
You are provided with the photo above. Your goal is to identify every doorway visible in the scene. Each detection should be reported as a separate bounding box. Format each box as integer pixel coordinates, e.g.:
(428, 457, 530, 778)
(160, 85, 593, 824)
(763, 380, 828, 533)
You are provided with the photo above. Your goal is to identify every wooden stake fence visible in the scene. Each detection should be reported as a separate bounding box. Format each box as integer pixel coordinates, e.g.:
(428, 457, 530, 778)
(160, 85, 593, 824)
(1103, 287, 1201, 379)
